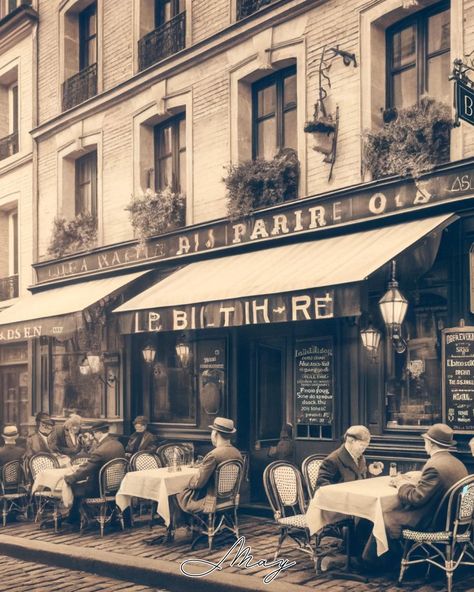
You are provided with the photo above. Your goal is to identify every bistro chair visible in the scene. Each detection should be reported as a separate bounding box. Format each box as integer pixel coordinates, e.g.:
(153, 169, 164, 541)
(0, 460, 29, 526)
(301, 454, 326, 500)
(399, 475, 474, 592)
(188, 459, 244, 550)
(156, 443, 187, 467)
(129, 451, 162, 525)
(29, 453, 62, 531)
(79, 458, 128, 537)
(263, 461, 317, 570)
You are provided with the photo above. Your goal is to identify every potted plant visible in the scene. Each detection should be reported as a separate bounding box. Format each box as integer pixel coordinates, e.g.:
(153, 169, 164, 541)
(363, 96, 453, 180)
(47, 212, 97, 258)
(223, 148, 299, 221)
(125, 187, 186, 245)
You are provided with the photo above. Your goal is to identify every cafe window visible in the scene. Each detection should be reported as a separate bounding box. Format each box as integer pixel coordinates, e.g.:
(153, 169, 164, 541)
(386, 2, 450, 109)
(252, 66, 297, 160)
(154, 114, 186, 193)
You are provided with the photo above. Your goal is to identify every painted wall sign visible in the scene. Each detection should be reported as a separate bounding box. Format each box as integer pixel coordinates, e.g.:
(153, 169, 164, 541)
(0, 315, 79, 343)
(118, 286, 359, 333)
(34, 162, 474, 285)
(456, 80, 474, 126)
(442, 327, 474, 432)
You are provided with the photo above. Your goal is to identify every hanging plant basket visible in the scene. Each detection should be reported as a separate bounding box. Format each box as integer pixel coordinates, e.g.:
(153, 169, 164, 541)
(304, 115, 336, 134)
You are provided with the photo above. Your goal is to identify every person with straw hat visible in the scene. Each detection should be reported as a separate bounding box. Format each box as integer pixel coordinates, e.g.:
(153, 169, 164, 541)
(0, 425, 25, 469)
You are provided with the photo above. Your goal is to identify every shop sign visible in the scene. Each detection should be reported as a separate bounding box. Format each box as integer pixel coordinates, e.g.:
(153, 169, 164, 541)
(120, 286, 359, 333)
(34, 162, 474, 285)
(455, 80, 474, 126)
(0, 316, 78, 343)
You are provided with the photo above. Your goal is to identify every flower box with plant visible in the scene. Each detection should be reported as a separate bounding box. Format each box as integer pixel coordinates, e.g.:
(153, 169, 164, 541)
(363, 97, 453, 180)
(224, 148, 299, 221)
(47, 212, 97, 259)
(125, 186, 186, 245)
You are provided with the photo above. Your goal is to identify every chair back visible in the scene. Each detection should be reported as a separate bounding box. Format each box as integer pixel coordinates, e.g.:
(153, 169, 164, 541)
(156, 443, 186, 467)
(99, 458, 128, 498)
(214, 459, 244, 509)
(29, 453, 60, 480)
(130, 451, 161, 471)
(431, 475, 474, 536)
(301, 454, 325, 498)
(263, 461, 306, 519)
(1, 460, 23, 493)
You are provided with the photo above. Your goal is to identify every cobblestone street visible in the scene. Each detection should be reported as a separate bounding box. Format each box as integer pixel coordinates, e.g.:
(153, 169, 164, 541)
(0, 554, 166, 592)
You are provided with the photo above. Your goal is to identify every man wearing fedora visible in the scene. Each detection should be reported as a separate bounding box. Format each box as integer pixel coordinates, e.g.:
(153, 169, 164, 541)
(64, 421, 125, 525)
(24, 412, 59, 459)
(176, 417, 242, 515)
(0, 425, 25, 469)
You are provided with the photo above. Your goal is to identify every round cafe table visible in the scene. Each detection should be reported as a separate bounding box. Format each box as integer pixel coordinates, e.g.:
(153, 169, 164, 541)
(31, 467, 75, 508)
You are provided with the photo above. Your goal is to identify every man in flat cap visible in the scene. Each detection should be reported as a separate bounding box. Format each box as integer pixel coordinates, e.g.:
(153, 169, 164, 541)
(24, 413, 59, 459)
(176, 417, 242, 515)
(316, 425, 371, 487)
(64, 421, 125, 525)
(125, 416, 156, 456)
(0, 425, 25, 470)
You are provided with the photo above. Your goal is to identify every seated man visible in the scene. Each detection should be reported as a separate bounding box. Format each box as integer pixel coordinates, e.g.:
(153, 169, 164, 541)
(176, 417, 242, 516)
(24, 413, 58, 459)
(125, 416, 156, 456)
(316, 425, 371, 487)
(0, 425, 25, 470)
(64, 421, 125, 525)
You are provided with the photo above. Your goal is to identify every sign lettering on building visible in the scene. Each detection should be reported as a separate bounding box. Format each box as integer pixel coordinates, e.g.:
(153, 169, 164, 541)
(34, 163, 474, 285)
(455, 80, 474, 126)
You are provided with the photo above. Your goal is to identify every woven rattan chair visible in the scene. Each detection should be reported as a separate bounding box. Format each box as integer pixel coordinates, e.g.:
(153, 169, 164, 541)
(29, 453, 62, 531)
(156, 443, 186, 467)
(263, 461, 317, 569)
(301, 454, 326, 500)
(399, 475, 474, 592)
(189, 459, 244, 550)
(130, 451, 162, 471)
(0, 460, 29, 526)
(79, 458, 128, 537)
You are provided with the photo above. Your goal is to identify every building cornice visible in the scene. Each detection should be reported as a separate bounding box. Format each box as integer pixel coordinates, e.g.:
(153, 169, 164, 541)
(0, 6, 38, 54)
(0, 152, 33, 176)
(31, 0, 324, 141)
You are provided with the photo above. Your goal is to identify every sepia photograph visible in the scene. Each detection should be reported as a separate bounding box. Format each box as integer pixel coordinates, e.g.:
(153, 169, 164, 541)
(0, 0, 473, 590)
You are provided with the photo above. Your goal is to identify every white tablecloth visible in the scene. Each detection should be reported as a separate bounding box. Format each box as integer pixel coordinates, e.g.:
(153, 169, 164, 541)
(31, 467, 74, 508)
(306, 476, 403, 556)
(115, 466, 199, 526)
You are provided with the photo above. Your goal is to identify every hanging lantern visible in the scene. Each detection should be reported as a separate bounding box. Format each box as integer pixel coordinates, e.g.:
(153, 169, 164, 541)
(142, 343, 157, 364)
(360, 324, 382, 361)
(175, 338, 191, 367)
(79, 357, 91, 376)
(86, 352, 102, 375)
(378, 260, 408, 336)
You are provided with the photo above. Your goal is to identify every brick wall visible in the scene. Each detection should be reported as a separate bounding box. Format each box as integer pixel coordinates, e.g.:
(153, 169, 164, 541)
(37, 0, 59, 124)
(103, 0, 134, 90)
(192, 0, 230, 45)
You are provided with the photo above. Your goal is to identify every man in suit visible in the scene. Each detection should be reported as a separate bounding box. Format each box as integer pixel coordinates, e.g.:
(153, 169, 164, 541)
(125, 416, 156, 456)
(176, 417, 242, 515)
(316, 425, 371, 487)
(24, 413, 58, 459)
(64, 421, 125, 525)
(0, 425, 25, 470)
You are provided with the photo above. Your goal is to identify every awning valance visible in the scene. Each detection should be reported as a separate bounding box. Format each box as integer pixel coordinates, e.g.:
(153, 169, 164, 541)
(0, 270, 147, 343)
(114, 213, 455, 333)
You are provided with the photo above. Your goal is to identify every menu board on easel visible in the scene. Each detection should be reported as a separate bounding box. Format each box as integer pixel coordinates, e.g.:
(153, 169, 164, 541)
(295, 337, 334, 425)
(442, 326, 474, 432)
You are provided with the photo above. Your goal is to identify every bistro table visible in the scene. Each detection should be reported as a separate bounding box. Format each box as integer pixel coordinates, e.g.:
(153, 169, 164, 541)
(306, 474, 420, 556)
(31, 467, 75, 508)
(116, 466, 199, 527)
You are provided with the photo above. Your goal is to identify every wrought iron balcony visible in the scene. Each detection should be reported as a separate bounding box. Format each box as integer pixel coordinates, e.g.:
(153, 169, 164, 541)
(236, 0, 276, 20)
(138, 11, 186, 71)
(0, 132, 18, 161)
(62, 63, 97, 111)
(0, 275, 18, 301)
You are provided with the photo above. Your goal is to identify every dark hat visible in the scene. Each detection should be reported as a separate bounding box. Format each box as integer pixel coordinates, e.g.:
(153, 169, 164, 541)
(89, 421, 110, 433)
(133, 416, 148, 426)
(209, 417, 236, 434)
(422, 423, 456, 448)
(36, 412, 54, 426)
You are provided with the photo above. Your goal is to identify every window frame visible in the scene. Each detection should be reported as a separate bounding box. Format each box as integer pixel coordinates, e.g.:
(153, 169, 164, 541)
(75, 151, 98, 218)
(8, 82, 18, 135)
(79, 2, 97, 71)
(386, 1, 450, 109)
(153, 113, 186, 193)
(251, 65, 297, 160)
(154, 0, 184, 27)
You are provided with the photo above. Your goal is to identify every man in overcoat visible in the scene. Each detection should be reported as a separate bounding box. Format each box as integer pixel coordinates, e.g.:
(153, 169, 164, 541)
(24, 413, 59, 459)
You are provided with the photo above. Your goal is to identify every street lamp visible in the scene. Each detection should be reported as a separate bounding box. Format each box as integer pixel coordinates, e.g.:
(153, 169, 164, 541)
(79, 353, 116, 386)
(360, 323, 382, 362)
(378, 260, 408, 353)
(175, 336, 191, 367)
(142, 343, 157, 364)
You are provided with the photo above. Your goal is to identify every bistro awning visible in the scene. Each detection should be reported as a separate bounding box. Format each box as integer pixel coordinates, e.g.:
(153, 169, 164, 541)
(113, 213, 456, 333)
(0, 270, 148, 343)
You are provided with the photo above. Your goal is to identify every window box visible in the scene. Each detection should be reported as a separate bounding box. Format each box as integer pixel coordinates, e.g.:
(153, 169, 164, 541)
(47, 212, 98, 259)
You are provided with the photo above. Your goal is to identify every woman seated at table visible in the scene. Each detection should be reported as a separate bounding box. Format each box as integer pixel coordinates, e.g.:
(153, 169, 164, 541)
(125, 416, 156, 456)
(55, 415, 82, 457)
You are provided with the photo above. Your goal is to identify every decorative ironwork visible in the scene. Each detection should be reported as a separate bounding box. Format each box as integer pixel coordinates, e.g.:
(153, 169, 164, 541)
(236, 0, 276, 20)
(62, 63, 97, 111)
(138, 12, 186, 71)
(0, 132, 18, 161)
(0, 275, 18, 301)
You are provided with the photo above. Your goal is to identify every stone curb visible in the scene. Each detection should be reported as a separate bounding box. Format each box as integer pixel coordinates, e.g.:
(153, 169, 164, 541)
(0, 534, 309, 592)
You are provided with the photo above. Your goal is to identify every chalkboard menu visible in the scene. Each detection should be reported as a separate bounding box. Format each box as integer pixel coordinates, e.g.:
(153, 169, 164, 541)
(442, 327, 474, 432)
(295, 337, 334, 425)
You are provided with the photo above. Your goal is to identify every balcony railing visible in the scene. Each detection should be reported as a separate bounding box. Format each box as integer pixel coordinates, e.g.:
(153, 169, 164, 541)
(62, 63, 97, 111)
(236, 0, 276, 20)
(138, 11, 186, 71)
(0, 275, 18, 301)
(0, 132, 18, 161)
